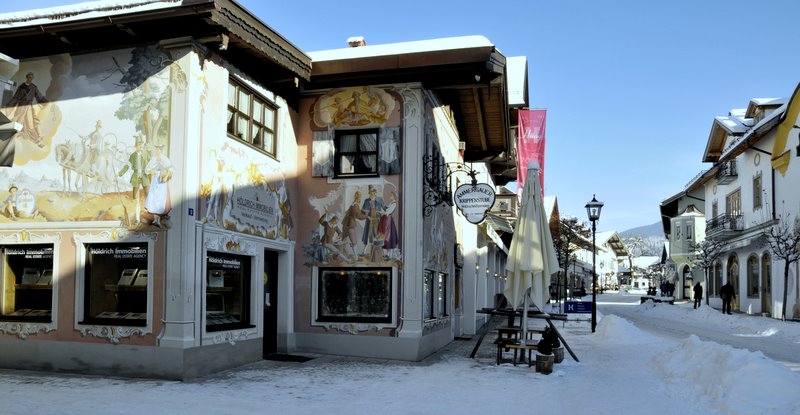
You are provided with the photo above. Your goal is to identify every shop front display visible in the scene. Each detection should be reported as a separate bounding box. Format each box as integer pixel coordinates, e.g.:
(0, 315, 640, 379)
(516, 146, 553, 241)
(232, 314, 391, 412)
(82, 242, 149, 326)
(0, 244, 55, 322)
(205, 252, 253, 332)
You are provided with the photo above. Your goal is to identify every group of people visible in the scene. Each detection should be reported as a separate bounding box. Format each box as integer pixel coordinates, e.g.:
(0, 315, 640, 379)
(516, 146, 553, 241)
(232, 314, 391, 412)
(692, 281, 736, 314)
(660, 280, 676, 297)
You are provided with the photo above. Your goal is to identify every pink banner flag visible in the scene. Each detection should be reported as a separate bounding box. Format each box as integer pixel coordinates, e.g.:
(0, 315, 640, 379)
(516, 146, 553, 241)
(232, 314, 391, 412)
(517, 109, 547, 195)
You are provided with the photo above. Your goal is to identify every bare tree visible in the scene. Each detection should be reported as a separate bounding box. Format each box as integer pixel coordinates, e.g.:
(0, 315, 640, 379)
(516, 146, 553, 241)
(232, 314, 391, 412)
(762, 210, 800, 321)
(553, 216, 581, 306)
(689, 238, 727, 306)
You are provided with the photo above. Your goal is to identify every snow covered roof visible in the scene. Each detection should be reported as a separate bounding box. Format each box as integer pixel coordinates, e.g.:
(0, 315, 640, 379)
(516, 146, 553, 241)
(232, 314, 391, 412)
(506, 56, 528, 107)
(308, 35, 495, 62)
(0, 0, 176, 27)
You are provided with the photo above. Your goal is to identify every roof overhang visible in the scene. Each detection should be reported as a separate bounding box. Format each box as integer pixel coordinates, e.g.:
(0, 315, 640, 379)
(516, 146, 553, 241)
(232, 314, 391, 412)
(308, 36, 514, 184)
(0, 0, 311, 107)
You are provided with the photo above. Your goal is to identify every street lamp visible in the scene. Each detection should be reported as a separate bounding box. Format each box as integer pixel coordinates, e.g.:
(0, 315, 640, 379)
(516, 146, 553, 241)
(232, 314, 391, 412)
(585, 194, 604, 333)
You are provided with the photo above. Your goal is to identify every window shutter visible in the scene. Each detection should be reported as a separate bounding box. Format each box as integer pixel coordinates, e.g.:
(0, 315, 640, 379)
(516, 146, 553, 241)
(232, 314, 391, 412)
(378, 127, 401, 175)
(312, 129, 334, 177)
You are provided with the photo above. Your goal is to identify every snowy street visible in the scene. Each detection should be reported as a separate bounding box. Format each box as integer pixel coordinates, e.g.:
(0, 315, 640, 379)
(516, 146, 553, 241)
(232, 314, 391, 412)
(1, 292, 799, 415)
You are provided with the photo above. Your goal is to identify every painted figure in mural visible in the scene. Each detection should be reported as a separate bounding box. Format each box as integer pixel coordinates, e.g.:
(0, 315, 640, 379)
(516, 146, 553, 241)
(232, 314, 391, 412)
(360, 185, 385, 259)
(3, 185, 19, 220)
(378, 190, 399, 259)
(83, 120, 105, 178)
(319, 210, 350, 263)
(144, 143, 173, 227)
(341, 190, 366, 261)
(118, 134, 150, 224)
(4, 72, 48, 148)
(206, 149, 229, 226)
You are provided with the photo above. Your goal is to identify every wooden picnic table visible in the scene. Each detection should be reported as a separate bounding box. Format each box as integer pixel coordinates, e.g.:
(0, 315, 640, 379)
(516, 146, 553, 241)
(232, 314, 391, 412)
(473, 307, 579, 363)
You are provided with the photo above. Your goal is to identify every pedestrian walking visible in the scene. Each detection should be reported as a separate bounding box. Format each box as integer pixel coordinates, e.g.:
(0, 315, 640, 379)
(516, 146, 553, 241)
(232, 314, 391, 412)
(720, 281, 736, 314)
(693, 282, 703, 309)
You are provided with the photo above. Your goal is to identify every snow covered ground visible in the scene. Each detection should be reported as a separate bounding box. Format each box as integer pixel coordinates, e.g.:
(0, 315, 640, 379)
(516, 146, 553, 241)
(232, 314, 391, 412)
(1, 298, 798, 415)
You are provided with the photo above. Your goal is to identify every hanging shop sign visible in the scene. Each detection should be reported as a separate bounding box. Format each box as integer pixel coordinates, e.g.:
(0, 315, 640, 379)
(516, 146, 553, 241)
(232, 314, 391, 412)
(453, 183, 495, 224)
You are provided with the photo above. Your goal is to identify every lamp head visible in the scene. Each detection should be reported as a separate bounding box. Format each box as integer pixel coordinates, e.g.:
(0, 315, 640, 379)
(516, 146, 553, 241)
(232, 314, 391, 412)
(585, 194, 604, 222)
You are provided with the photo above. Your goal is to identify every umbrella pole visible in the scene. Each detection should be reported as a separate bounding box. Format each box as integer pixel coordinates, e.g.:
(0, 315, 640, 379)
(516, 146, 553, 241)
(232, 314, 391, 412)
(521, 288, 529, 347)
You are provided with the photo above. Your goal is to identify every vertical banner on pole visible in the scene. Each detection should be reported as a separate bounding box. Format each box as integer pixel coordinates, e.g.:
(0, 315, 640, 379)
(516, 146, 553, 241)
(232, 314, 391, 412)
(517, 109, 547, 197)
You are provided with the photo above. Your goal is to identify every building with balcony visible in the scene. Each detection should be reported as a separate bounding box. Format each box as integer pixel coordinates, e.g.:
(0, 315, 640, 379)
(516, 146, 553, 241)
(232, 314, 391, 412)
(664, 87, 800, 318)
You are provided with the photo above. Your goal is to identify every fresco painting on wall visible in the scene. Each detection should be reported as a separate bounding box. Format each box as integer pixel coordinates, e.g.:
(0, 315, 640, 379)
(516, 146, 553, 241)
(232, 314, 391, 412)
(312, 86, 395, 128)
(304, 181, 401, 268)
(0, 46, 181, 230)
(200, 142, 292, 240)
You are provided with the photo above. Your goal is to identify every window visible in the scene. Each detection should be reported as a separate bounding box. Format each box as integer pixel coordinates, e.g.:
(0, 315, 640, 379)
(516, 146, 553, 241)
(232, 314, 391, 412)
(686, 224, 693, 240)
(437, 272, 448, 317)
(712, 261, 722, 297)
(82, 243, 148, 326)
(726, 189, 741, 216)
(424, 270, 435, 319)
(424, 270, 448, 320)
(317, 267, 391, 323)
(334, 129, 379, 178)
(0, 244, 54, 322)
(712, 201, 718, 219)
(761, 253, 771, 296)
(747, 255, 759, 297)
(753, 174, 762, 210)
(206, 251, 252, 332)
(227, 79, 277, 156)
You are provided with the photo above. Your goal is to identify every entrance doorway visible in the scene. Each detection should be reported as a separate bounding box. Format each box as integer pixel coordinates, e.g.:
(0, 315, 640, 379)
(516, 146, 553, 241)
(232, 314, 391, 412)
(761, 253, 771, 316)
(263, 249, 278, 357)
(682, 266, 693, 300)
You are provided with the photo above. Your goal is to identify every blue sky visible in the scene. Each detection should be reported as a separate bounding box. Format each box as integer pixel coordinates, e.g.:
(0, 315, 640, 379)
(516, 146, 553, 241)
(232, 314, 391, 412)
(3, 0, 800, 232)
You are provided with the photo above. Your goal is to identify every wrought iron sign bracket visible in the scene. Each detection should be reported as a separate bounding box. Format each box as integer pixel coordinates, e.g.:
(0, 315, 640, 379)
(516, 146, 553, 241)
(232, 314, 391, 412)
(423, 155, 478, 217)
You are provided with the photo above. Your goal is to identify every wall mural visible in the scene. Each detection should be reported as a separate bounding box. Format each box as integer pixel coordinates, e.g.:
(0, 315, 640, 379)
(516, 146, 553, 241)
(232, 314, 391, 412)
(303, 181, 401, 268)
(311, 86, 395, 128)
(200, 142, 292, 240)
(303, 86, 402, 267)
(197, 61, 292, 241)
(0, 46, 181, 230)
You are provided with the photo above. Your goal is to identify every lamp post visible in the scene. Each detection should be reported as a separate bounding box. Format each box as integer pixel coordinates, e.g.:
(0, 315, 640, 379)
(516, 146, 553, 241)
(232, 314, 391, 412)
(585, 195, 604, 333)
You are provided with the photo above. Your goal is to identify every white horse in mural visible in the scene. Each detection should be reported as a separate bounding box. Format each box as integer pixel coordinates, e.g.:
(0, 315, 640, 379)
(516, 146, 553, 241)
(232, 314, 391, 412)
(54, 133, 123, 197)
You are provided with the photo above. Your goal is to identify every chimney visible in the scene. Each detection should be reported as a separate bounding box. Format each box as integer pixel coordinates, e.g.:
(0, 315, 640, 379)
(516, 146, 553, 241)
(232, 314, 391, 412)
(347, 36, 367, 47)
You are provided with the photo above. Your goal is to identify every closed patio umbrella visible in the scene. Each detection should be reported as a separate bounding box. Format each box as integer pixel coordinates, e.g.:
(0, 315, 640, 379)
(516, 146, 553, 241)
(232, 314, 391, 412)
(503, 162, 558, 345)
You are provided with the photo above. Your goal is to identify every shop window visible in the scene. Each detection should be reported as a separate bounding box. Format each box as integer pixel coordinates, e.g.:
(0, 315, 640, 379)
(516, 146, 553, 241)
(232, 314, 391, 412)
(747, 255, 759, 298)
(437, 272, 448, 317)
(424, 270, 435, 320)
(82, 243, 148, 326)
(205, 252, 253, 332)
(423, 270, 448, 320)
(227, 79, 277, 156)
(712, 261, 722, 297)
(317, 267, 391, 323)
(0, 244, 54, 322)
(334, 129, 379, 178)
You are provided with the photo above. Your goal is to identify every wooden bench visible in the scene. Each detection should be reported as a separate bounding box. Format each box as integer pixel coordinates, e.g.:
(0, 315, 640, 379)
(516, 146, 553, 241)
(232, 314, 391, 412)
(494, 339, 538, 366)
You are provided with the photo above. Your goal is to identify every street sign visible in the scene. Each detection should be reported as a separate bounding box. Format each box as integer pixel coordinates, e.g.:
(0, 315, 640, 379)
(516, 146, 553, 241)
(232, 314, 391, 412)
(564, 301, 592, 314)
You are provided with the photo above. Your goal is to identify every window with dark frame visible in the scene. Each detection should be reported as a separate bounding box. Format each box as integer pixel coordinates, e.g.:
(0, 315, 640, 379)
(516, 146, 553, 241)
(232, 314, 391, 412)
(0, 244, 54, 322)
(205, 251, 253, 332)
(753, 174, 762, 210)
(227, 79, 277, 156)
(437, 272, 448, 317)
(82, 242, 149, 327)
(317, 267, 391, 323)
(334, 129, 379, 178)
(424, 270, 435, 320)
(747, 255, 759, 297)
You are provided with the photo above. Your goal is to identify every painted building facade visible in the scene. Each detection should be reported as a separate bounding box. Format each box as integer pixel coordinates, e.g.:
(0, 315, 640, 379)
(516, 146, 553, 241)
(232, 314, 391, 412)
(0, 0, 311, 379)
(0, 1, 525, 377)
